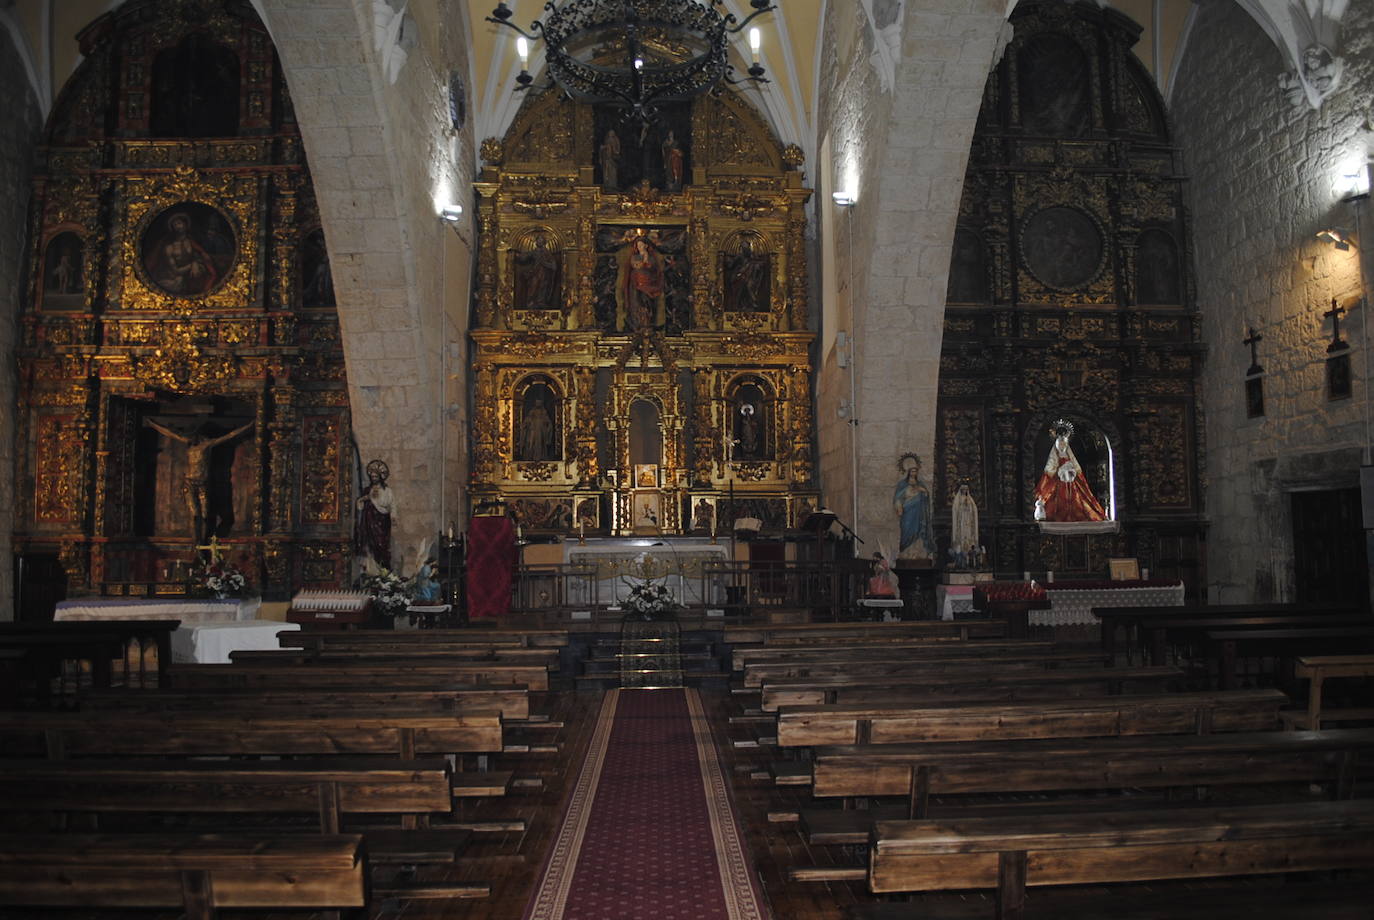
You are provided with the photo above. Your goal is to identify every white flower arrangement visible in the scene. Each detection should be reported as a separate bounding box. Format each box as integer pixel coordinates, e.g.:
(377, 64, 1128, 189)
(623, 581, 675, 619)
(357, 567, 415, 615)
(191, 560, 248, 599)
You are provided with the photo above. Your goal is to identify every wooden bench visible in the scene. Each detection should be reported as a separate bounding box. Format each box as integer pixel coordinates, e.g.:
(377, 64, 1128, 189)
(725, 620, 1007, 647)
(867, 799, 1374, 919)
(797, 728, 1374, 843)
(0, 619, 181, 698)
(0, 709, 506, 759)
(0, 756, 504, 876)
(1206, 626, 1374, 689)
(759, 665, 1183, 711)
(1284, 654, 1374, 729)
(743, 647, 1108, 688)
(1136, 613, 1371, 668)
(775, 688, 1288, 747)
(79, 683, 532, 720)
(0, 832, 367, 919)
(734, 638, 1053, 673)
(1095, 603, 1360, 663)
(233, 645, 561, 666)
(169, 660, 551, 691)
(285, 627, 569, 650)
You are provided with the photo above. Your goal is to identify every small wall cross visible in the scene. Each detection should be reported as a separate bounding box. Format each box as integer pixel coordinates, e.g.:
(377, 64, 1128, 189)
(1243, 326, 1264, 376)
(1324, 298, 1349, 351)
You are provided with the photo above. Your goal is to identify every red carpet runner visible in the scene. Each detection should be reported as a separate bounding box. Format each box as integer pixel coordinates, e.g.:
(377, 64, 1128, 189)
(525, 688, 769, 920)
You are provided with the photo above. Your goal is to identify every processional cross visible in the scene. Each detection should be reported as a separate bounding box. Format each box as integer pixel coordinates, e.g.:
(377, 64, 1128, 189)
(1243, 326, 1264, 376)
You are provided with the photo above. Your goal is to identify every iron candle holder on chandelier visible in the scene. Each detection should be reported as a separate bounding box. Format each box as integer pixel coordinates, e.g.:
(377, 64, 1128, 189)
(487, 0, 776, 123)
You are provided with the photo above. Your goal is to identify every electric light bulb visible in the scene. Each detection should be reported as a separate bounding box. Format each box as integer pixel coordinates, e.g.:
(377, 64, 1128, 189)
(516, 36, 529, 68)
(749, 27, 761, 64)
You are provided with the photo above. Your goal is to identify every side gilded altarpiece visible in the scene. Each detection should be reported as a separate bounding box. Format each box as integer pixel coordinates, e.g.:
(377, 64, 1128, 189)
(935, 1, 1206, 594)
(471, 88, 818, 535)
(16, 0, 353, 600)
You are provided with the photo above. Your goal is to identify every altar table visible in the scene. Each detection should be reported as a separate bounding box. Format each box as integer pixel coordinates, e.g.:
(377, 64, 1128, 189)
(54, 597, 260, 624)
(170, 620, 300, 664)
(1034, 580, 1185, 627)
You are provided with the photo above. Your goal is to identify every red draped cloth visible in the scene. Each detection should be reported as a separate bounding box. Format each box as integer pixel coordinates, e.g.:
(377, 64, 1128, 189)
(467, 516, 515, 619)
(1035, 450, 1108, 522)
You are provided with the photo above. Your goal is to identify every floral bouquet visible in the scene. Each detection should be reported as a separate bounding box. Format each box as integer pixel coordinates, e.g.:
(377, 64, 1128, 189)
(622, 581, 675, 620)
(190, 558, 248, 599)
(356, 567, 414, 616)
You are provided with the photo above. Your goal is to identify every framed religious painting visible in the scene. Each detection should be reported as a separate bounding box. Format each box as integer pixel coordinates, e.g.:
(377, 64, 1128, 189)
(139, 201, 237, 298)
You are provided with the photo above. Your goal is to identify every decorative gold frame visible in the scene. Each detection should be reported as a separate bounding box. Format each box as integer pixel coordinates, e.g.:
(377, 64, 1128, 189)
(121, 166, 260, 312)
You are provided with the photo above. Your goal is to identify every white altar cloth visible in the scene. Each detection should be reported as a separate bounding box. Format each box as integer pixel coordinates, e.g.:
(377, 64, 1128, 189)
(564, 537, 730, 607)
(1033, 582, 1184, 627)
(936, 585, 975, 621)
(54, 597, 260, 624)
(171, 620, 300, 664)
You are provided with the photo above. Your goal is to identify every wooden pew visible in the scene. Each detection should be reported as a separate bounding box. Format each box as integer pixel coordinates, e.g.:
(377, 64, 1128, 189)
(0, 832, 368, 920)
(725, 619, 1007, 647)
(867, 799, 1374, 919)
(775, 688, 1288, 747)
(734, 639, 1054, 673)
(1095, 603, 1361, 663)
(0, 756, 504, 877)
(169, 660, 551, 691)
(79, 683, 532, 720)
(760, 665, 1183, 711)
(1136, 612, 1371, 667)
(1206, 626, 1374, 689)
(0, 709, 505, 758)
(743, 647, 1108, 689)
(233, 645, 561, 666)
(1285, 654, 1374, 729)
(806, 727, 1374, 823)
(284, 627, 570, 650)
(0, 756, 472, 826)
(0, 620, 181, 699)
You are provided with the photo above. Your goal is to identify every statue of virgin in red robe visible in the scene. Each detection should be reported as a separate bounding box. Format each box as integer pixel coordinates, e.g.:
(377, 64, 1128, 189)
(1034, 421, 1107, 522)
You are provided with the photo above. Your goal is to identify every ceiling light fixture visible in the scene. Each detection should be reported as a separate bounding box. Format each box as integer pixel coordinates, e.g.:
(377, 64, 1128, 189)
(487, 0, 776, 124)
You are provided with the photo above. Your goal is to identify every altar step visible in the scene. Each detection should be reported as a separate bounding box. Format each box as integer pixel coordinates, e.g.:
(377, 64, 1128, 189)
(575, 636, 727, 691)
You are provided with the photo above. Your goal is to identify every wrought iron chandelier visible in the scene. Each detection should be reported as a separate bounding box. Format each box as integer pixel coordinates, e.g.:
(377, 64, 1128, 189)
(487, 0, 776, 122)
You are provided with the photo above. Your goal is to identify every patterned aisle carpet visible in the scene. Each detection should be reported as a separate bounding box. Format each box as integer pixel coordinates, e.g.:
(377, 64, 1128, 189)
(524, 688, 769, 920)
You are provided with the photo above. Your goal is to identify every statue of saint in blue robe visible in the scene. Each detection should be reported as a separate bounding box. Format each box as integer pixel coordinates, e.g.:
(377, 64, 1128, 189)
(893, 467, 934, 561)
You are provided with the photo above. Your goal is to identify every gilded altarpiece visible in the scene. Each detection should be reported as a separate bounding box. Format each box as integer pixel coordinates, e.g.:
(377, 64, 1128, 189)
(15, 0, 354, 600)
(471, 89, 817, 534)
(935, 1, 1206, 594)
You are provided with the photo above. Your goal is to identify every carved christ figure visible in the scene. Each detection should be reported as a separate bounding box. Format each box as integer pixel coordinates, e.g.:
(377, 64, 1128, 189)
(145, 419, 253, 543)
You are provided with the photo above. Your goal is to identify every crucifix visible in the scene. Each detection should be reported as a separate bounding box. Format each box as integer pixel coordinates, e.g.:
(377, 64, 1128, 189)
(195, 535, 224, 564)
(1324, 298, 1349, 350)
(1243, 326, 1264, 376)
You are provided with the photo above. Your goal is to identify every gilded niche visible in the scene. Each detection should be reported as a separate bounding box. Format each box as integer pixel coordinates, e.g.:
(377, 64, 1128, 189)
(936, 0, 1203, 584)
(16, 0, 353, 599)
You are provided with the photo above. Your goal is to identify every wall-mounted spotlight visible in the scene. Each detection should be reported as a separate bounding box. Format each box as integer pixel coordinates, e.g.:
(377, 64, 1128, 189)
(1317, 227, 1353, 250)
(440, 204, 464, 223)
(832, 191, 856, 207)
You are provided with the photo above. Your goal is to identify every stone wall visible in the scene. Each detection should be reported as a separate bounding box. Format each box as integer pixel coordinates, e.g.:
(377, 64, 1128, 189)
(0, 25, 43, 620)
(1171, 1, 1374, 602)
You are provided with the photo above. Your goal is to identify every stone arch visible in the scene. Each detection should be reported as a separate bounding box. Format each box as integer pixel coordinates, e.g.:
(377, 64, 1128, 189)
(253, 0, 476, 566)
(822, 0, 1012, 551)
